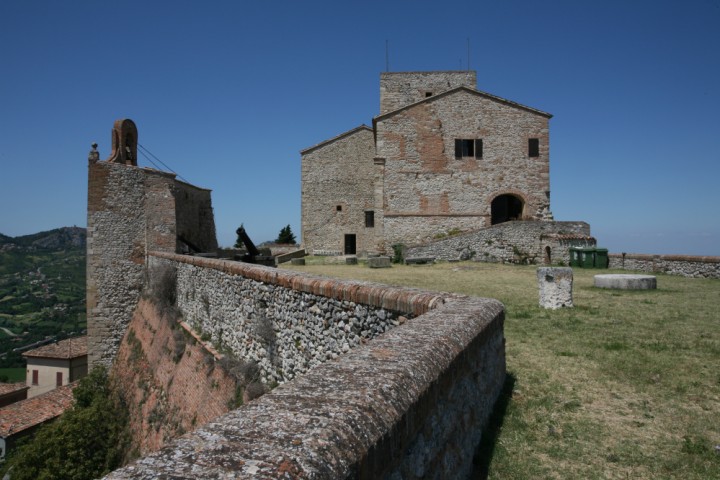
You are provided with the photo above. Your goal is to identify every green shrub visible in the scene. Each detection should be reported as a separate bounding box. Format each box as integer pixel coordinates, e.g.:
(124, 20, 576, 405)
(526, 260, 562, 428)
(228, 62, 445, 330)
(2, 366, 130, 480)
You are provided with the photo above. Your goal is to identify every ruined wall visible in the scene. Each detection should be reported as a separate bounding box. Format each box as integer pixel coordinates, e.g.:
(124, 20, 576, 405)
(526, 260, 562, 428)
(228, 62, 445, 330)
(406, 220, 594, 265)
(380, 71, 477, 114)
(87, 161, 216, 368)
(106, 253, 506, 479)
(301, 126, 379, 255)
(376, 88, 552, 247)
(609, 253, 720, 279)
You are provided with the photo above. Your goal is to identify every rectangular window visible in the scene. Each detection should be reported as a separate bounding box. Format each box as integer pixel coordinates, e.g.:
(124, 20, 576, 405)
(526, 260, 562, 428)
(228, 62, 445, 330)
(528, 138, 540, 157)
(455, 139, 481, 159)
(365, 211, 375, 228)
(32, 370, 38, 385)
(56, 372, 63, 387)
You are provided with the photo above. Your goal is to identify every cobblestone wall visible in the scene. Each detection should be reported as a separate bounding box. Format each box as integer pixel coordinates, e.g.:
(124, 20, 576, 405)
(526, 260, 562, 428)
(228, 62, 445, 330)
(106, 252, 506, 479)
(406, 220, 594, 265)
(87, 161, 216, 368)
(609, 253, 720, 278)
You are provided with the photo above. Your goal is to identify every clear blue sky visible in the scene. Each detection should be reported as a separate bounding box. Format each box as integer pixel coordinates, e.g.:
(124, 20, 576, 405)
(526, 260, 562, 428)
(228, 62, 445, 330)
(1, 0, 718, 255)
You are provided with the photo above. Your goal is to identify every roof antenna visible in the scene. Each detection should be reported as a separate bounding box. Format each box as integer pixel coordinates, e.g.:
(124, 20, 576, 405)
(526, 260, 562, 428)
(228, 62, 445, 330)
(385, 40, 390, 72)
(467, 37, 470, 71)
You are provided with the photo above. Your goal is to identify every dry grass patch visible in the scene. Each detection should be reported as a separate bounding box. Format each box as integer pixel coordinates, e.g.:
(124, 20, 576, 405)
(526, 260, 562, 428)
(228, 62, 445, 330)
(283, 259, 720, 479)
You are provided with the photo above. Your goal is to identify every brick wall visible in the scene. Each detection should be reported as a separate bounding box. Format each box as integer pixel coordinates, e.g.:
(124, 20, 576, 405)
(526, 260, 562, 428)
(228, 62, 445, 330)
(112, 297, 237, 456)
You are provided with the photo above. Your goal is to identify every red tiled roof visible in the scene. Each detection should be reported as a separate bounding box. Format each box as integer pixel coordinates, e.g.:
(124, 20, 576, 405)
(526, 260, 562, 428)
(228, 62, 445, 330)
(22, 336, 87, 359)
(0, 383, 29, 397)
(0, 383, 76, 437)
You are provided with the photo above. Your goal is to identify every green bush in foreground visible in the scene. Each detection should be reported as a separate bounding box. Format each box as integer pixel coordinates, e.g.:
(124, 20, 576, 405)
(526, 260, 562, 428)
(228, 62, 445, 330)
(2, 366, 130, 480)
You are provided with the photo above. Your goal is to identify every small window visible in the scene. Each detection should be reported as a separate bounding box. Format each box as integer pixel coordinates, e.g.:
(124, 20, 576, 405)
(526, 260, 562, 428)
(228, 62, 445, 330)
(336, 205, 342, 212)
(56, 372, 63, 387)
(365, 211, 375, 228)
(455, 139, 482, 159)
(32, 370, 39, 385)
(425, 91, 433, 98)
(528, 138, 540, 157)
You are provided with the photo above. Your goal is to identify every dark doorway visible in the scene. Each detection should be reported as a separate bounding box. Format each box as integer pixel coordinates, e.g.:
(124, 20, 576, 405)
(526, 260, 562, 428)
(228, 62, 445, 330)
(344, 234, 356, 255)
(491, 194, 524, 225)
(544, 246, 552, 265)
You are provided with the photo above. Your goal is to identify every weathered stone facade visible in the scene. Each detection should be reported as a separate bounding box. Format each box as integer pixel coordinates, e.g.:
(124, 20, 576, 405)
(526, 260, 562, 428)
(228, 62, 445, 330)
(87, 119, 217, 367)
(301, 71, 555, 255)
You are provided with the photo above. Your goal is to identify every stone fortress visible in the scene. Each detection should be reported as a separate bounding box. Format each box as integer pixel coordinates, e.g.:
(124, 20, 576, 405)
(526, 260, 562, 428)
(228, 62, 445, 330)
(88, 118, 507, 478)
(301, 71, 597, 263)
(87, 73, 719, 478)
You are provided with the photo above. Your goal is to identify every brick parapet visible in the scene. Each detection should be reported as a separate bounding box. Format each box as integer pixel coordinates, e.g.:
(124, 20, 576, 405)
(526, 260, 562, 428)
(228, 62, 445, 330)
(608, 253, 720, 279)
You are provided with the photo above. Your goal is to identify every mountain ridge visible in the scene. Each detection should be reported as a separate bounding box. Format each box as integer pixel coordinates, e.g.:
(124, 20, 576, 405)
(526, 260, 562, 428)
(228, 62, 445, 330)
(0, 226, 86, 250)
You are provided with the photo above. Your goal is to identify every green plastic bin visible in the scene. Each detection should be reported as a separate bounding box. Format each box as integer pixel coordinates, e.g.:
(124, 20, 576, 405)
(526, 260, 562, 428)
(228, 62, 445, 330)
(594, 248, 609, 268)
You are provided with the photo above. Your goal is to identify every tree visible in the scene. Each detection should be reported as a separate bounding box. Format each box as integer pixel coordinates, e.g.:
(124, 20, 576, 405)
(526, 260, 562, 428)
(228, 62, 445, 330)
(2, 366, 130, 480)
(275, 225, 296, 244)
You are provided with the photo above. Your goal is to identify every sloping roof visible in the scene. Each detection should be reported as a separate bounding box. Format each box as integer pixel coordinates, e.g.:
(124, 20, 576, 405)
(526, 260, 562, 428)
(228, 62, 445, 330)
(0, 383, 75, 437)
(300, 125, 373, 155)
(22, 336, 87, 360)
(0, 383, 28, 397)
(373, 86, 552, 125)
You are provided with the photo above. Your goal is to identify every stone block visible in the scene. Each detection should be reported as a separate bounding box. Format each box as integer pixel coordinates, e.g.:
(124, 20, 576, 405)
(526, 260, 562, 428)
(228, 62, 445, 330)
(405, 257, 435, 265)
(594, 274, 656, 290)
(291, 258, 306, 266)
(346, 256, 358, 265)
(537, 267, 573, 309)
(368, 256, 392, 268)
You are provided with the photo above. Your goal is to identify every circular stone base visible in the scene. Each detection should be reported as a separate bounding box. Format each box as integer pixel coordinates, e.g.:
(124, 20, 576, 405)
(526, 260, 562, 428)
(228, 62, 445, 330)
(594, 274, 657, 290)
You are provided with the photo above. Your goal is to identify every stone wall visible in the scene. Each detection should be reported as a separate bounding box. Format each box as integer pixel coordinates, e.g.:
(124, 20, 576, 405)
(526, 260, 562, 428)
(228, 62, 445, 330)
(87, 161, 216, 368)
(150, 252, 446, 385)
(406, 220, 594, 265)
(106, 252, 506, 479)
(301, 126, 380, 255)
(375, 87, 552, 247)
(609, 253, 720, 279)
(380, 71, 477, 114)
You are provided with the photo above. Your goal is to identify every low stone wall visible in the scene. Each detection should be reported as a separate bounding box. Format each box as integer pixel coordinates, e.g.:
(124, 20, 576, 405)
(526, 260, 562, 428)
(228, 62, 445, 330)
(609, 253, 720, 279)
(406, 220, 594, 265)
(107, 252, 506, 479)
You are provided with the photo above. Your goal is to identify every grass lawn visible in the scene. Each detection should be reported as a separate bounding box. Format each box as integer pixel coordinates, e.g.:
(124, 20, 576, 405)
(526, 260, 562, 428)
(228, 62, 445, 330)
(283, 259, 719, 479)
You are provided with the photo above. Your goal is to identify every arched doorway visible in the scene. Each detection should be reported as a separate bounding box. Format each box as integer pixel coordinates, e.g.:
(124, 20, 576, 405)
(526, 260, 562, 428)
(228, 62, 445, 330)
(491, 194, 524, 225)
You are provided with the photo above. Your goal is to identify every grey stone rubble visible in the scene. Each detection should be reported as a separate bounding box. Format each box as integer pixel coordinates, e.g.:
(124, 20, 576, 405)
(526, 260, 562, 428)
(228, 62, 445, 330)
(537, 267, 574, 309)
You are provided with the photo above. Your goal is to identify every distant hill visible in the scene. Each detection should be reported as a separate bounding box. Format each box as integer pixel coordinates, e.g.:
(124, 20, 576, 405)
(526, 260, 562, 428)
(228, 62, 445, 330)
(0, 227, 86, 250)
